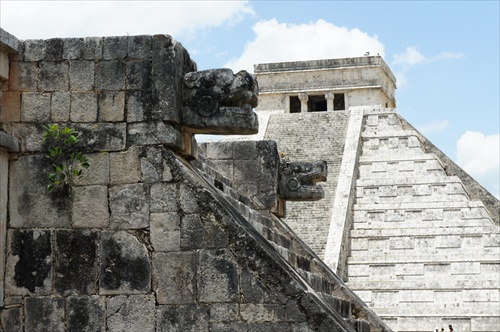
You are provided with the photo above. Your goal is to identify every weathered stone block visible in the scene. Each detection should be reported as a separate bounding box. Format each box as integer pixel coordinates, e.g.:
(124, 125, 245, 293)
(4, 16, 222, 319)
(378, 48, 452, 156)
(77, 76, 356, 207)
(72, 185, 109, 228)
(153, 251, 196, 304)
(127, 59, 152, 90)
(5, 229, 52, 295)
(234, 141, 257, 160)
(126, 90, 153, 122)
(211, 322, 248, 332)
(234, 160, 259, 185)
(109, 183, 149, 229)
(55, 229, 98, 295)
(240, 303, 286, 323)
(69, 60, 95, 90)
(25, 297, 65, 332)
(76, 123, 127, 151)
(39, 61, 69, 91)
(156, 304, 209, 332)
(248, 322, 290, 332)
(83, 37, 103, 60)
(10, 61, 38, 91)
(11, 123, 44, 152)
(197, 249, 238, 303)
(23, 39, 46, 61)
(139, 146, 174, 183)
(127, 121, 183, 149)
(0, 91, 20, 122)
(240, 266, 267, 303)
(103, 36, 128, 60)
(210, 303, 240, 322)
(73, 152, 110, 186)
(63, 38, 84, 59)
(109, 146, 141, 184)
(70, 91, 98, 122)
(150, 182, 178, 213)
(21, 92, 51, 122)
(207, 142, 233, 160)
(107, 295, 156, 332)
(0, 307, 23, 331)
(67, 295, 105, 332)
(100, 231, 151, 294)
(95, 60, 126, 90)
(180, 183, 199, 213)
(180, 214, 228, 249)
(150, 212, 180, 252)
(128, 35, 153, 59)
(98, 91, 125, 122)
(45, 38, 64, 60)
(50, 91, 70, 122)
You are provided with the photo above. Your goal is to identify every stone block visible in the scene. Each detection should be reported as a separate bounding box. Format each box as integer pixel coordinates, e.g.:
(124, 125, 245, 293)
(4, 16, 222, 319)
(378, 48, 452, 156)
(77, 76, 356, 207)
(25, 297, 65, 331)
(197, 249, 238, 303)
(109, 183, 149, 229)
(39, 61, 69, 91)
(107, 295, 156, 332)
(76, 123, 127, 151)
(21, 92, 51, 122)
(211, 322, 248, 332)
(98, 91, 125, 122)
(210, 303, 240, 322)
(11, 123, 44, 152)
(126, 59, 152, 90)
(50, 91, 70, 122)
(153, 251, 196, 304)
(63, 38, 84, 59)
(70, 91, 98, 122)
(150, 213, 181, 252)
(240, 303, 286, 322)
(127, 121, 183, 150)
(69, 60, 95, 90)
(109, 146, 141, 184)
(95, 60, 126, 90)
(128, 35, 153, 58)
(180, 183, 199, 213)
(240, 266, 267, 303)
(67, 295, 105, 331)
(83, 37, 103, 60)
(103, 36, 128, 60)
(126, 90, 153, 122)
(180, 214, 228, 250)
(55, 229, 98, 295)
(72, 152, 110, 186)
(45, 38, 64, 60)
(0, 51, 9, 80)
(100, 231, 151, 294)
(23, 39, 46, 61)
(234, 160, 258, 186)
(150, 182, 179, 213)
(72, 185, 109, 228)
(234, 141, 257, 160)
(207, 142, 233, 160)
(0, 91, 20, 122)
(5, 229, 52, 295)
(0, 307, 23, 331)
(156, 304, 209, 332)
(396, 263, 424, 276)
(140, 146, 173, 183)
(10, 61, 38, 91)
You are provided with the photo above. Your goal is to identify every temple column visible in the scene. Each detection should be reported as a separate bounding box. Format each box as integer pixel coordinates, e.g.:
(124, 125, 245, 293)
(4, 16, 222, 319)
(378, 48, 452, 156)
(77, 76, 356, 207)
(298, 93, 308, 113)
(325, 92, 335, 111)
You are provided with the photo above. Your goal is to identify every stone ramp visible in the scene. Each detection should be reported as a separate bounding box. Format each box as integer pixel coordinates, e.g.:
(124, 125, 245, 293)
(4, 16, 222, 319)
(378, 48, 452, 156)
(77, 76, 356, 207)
(264, 111, 350, 258)
(347, 110, 500, 332)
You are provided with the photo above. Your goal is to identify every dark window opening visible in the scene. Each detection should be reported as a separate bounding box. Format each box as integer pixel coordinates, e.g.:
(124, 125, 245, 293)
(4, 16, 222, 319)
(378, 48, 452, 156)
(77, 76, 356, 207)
(308, 95, 327, 112)
(334, 93, 345, 111)
(214, 179, 224, 191)
(289, 96, 301, 113)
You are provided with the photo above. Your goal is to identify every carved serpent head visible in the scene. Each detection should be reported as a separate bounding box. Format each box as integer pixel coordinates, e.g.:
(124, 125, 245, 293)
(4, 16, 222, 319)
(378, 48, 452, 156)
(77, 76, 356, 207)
(278, 160, 328, 201)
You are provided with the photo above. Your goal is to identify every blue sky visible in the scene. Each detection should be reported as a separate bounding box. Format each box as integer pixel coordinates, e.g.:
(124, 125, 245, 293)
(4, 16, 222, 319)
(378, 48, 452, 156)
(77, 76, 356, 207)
(1, 0, 498, 197)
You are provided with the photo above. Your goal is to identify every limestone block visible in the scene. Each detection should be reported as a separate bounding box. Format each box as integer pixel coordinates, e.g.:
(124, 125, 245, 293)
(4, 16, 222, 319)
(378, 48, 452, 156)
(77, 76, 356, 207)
(54, 229, 98, 295)
(10, 61, 38, 91)
(25, 297, 65, 331)
(12, 123, 44, 152)
(210, 303, 240, 322)
(483, 233, 500, 247)
(98, 91, 125, 122)
(211, 322, 248, 332)
(5, 229, 52, 295)
(156, 304, 209, 331)
(76, 122, 127, 151)
(435, 235, 461, 248)
(23, 39, 46, 61)
(234, 160, 258, 187)
(150, 182, 178, 213)
(471, 317, 500, 332)
(153, 251, 196, 304)
(240, 303, 286, 323)
(70, 91, 98, 122)
(422, 209, 443, 220)
(109, 183, 149, 229)
(50, 91, 70, 122)
(83, 37, 103, 60)
(39, 61, 69, 91)
(72, 185, 109, 228)
(396, 263, 424, 276)
(126, 59, 152, 90)
(67, 295, 105, 331)
(180, 214, 228, 250)
(110, 146, 141, 184)
(0, 51, 8, 80)
(180, 183, 199, 214)
(44, 38, 64, 60)
(63, 38, 84, 59)
(197, 249, 238, 303)
(21, 92, 51, 122)
(451, 262, 480, 275)
(240, 266, 268, 303)
(103, 36, 128, 60)
(210, 160, 234, 180)
(99, 231, 151, 294)
(398, 290, 433, 303)
(207, 142, 233, 159)
(0, 91, 20, 122)
(349, 264, 369, 277)
(369, 265, 395, 276)
(95, 60, 126, 90)
(460, 235, 483, 248)
(126, 90, 152, 122)
(107, 295, 155, 332)
(69, 60, 95, 90)
(390, 237, 414, 250)
(150, 213, 180, 252)
(291, 323, 314, 332)
(127, 121, 183, 150)
(140, 146, 173, 183)
(0, 307, 22, 331)
(72, 152, 110, 186)
(128, 35, 153, 59)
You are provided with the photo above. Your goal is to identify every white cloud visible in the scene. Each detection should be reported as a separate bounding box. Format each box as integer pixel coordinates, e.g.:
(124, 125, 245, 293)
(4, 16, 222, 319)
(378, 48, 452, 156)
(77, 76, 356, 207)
(456, 131, 500, 197)
(224, 19, 385, 72)
(0, 1, 254, 40)
(416, 120, 450, 135)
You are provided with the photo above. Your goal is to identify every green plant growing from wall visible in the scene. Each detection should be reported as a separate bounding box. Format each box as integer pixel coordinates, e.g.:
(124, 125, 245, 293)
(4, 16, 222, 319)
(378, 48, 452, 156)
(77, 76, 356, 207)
(42, 124, 90, 192)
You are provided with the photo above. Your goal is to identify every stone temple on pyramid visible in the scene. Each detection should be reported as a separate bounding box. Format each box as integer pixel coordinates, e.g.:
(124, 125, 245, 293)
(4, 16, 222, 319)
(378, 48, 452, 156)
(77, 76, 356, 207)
(0, 27, 498, 331)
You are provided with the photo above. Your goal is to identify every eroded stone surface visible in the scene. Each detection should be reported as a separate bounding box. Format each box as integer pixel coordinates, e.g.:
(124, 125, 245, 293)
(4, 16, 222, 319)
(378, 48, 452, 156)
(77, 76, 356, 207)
(109, 183, 149, 229)
(107, 295, 155, 332)
(67, 295, 105, 332)
(197, 249, 238, 303)
(153, 251, 196, 304)
(25, 297, 65, 332)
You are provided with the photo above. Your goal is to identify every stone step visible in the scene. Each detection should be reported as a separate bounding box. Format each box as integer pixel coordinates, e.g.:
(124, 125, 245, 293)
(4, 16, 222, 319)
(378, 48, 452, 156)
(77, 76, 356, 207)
(353, 200, 487, 211)
(355, 192, 469, 204)
(366, 302, 498, 317)
(350, 226, 498, 238)
(359, 151, 438, 163)
(356, 175, 464, 187)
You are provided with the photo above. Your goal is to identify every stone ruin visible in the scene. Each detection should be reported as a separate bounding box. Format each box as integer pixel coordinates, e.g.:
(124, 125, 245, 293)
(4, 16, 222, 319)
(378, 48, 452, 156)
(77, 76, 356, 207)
(0, 28, 392, 331)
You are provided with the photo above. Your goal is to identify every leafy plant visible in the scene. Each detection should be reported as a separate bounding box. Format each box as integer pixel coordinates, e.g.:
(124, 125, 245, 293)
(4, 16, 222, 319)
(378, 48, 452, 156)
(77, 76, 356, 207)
(42, 124, 90, 192)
